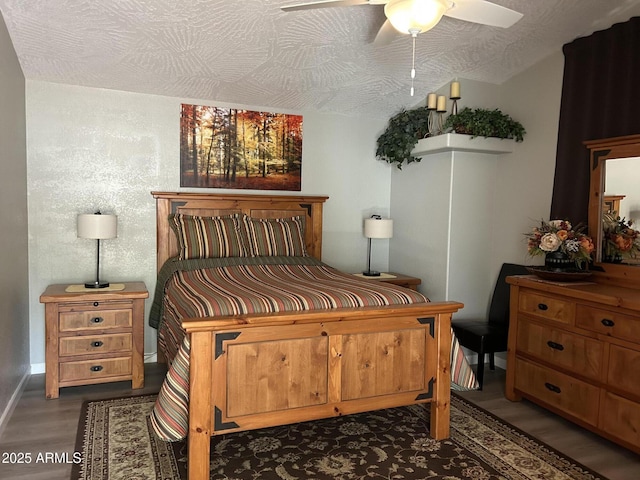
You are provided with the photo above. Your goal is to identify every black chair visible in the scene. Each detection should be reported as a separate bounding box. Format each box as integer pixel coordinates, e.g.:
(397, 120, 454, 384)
(451, 263, 529, 390)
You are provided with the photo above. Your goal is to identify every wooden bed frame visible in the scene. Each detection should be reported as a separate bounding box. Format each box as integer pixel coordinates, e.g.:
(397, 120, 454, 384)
(152, 191, 463, 480)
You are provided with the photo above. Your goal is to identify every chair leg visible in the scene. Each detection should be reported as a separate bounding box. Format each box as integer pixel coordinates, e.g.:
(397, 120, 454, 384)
(489, 352, 495, 370)
(476, 347, 485, 391)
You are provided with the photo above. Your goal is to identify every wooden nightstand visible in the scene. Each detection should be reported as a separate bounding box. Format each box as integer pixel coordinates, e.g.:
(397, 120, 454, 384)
(39, 282, 148, 399)
(356, 272, 421, 291)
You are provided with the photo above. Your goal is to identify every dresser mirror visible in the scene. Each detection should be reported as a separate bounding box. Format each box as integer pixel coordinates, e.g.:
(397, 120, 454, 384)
(585, 134, 640, 287)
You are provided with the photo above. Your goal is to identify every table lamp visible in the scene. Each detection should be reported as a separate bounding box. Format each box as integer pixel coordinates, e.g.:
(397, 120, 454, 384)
(363, 215, 393, 276)
(77, 211, 117, 288)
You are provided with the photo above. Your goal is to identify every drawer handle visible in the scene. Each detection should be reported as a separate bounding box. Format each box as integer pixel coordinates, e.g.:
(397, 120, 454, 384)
(546, 340, 564, 351)
(92, 341, 104, 348)
(91, 317, 104, 324)
(544, 382, 561, 394)
(537, 303, 549, 311)
(93, 302, 99, 307)
(601, 318, 615, 327)
(90, 365, 103, 372)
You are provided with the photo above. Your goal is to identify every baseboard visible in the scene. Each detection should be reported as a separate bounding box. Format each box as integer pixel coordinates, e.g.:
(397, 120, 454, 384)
(0, 369, 30, 439)
(144, 352, 157, 363)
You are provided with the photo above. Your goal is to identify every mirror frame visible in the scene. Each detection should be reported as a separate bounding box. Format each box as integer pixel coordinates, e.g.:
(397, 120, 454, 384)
(585, 134, 640, 288)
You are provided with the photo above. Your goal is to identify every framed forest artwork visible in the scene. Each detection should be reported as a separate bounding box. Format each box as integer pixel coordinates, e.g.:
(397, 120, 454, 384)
(180, 104, 303, 191)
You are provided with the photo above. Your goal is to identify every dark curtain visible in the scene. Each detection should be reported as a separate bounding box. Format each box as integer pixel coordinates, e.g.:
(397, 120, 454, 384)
(550, 16, 640, 226)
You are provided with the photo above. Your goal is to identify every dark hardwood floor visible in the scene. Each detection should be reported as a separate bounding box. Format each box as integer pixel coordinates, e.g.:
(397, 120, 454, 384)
(0, 364, 638, 479)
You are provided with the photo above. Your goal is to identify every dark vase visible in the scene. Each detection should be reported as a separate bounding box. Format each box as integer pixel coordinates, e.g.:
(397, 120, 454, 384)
(545, 251, 574, 271)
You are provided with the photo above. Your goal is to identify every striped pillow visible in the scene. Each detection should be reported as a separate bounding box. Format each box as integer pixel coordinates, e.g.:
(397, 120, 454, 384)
(169, 214, 250, 259)
(244, 216, 308, 257)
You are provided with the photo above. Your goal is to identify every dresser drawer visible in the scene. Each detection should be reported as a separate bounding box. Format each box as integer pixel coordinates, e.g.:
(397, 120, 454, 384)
(519, 291, 574, 325)
(576, 305, 640, 343)
(514, 358, 600, 426)
(600, 391, 640, 448)
(607, 344, 640, 398)
(59, 356, 132, 382)
(516, 319, 603, 380)
(59, 333, 132, 357)
(59, 309, 132, 332)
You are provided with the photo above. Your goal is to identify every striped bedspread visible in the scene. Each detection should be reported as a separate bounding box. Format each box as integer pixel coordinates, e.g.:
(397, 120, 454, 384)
(153, 256, 429, 363)
(149, 257, 478, 441)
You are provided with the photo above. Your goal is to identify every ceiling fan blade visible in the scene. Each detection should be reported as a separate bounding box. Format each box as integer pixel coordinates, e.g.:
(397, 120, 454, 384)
(281, 0, 370, 12)
(445, 0, 523, 28)
(373, 19, 399, 45)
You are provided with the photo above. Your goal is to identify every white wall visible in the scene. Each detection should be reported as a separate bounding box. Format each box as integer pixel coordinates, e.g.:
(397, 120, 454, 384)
(390, 51, 564, 317)
(605, 158, 640, 221)
(26, 81, 391, 368)
(388, 146, 501, 319)
(0, 13, 29, 431)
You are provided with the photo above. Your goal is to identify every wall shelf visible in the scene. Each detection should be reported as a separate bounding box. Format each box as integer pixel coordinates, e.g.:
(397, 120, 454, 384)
(411, 133, 515, 157)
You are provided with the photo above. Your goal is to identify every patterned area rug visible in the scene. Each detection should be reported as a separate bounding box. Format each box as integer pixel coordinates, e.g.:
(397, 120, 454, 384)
(72, 393, 604, 480)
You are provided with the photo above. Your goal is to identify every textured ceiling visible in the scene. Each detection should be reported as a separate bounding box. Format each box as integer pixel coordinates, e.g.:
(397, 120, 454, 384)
(1, 0, 640, 118)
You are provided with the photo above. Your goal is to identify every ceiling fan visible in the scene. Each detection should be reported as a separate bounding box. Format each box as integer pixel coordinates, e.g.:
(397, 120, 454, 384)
(281, 0, 522, 96)
(281, 0, 523, 45)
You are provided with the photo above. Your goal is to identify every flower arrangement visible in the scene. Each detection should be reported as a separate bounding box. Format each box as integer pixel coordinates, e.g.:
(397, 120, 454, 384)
(602, 213, 640, 261)
(525, 219, 594, 269)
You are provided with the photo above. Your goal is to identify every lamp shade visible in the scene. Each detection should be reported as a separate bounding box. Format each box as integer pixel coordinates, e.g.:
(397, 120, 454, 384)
(384, 0, 447, 34)
(364, 217, 393, 239)
(77, 213, 117, 240)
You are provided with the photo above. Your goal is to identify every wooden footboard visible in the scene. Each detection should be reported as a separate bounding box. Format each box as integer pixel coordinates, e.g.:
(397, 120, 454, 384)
(183, 301, 462, 480)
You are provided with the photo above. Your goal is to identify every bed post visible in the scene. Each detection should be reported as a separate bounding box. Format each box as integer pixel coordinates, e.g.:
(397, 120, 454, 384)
(430, 312, 452, 439)
(188, 331, 213, 480)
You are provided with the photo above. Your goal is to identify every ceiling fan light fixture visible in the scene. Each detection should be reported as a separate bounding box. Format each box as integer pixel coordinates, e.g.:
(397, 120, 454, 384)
(384, 0, 448, 35)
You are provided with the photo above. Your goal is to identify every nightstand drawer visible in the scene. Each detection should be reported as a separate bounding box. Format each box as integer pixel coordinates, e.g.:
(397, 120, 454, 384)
(576, 305, 640, 343)
(519, 291, 574, 325)
(59, 333, 132, 357)
(59, 309, 132, 332)
(59, 356, 132, 382)
(516, 318, 603, 380)
(514, 358, 600, 426)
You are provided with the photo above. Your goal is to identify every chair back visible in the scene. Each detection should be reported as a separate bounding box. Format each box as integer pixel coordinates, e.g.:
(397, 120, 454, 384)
(487, 263, 529, 327)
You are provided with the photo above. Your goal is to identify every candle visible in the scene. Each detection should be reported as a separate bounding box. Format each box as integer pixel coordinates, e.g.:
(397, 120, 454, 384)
(450, 80, 460, 99)
(427, 93, 437, 109)
(436, 95, 446, 112)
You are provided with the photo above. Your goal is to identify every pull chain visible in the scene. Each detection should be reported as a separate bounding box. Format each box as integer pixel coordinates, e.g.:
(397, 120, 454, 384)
(409, 30, 419, 97)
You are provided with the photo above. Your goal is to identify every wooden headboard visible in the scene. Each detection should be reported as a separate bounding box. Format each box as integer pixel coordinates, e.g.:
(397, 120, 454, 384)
(151, 192, 329, 270)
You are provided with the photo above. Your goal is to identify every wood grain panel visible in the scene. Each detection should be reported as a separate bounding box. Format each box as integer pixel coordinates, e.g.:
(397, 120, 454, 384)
(516, 319, 603, 381)
(608, 344, 640, 398)
(341, 329, 426, 400)
(600, 391, 640, 447)
(226, 337, 329, 417)
(59, 309, 132, 332)
(59, 356, 132, 382)
(58, 333, 132, 356)
(519, 291, 574, 324)
(515, 358, 600, 426)
(576, 305, 640, 343)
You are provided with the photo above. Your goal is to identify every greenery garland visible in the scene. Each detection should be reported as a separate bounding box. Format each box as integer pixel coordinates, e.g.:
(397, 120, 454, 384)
(376, 106, 525, 169)
(375, 107, 430, 170)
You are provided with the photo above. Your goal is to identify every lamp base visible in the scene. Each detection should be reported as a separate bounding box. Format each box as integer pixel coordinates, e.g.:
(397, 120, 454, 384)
(362, 270, 381, 277)
(84, 281, 110, 289)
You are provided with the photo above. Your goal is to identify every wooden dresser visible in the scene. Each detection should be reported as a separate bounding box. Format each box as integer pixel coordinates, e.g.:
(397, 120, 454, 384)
(505, 275, 640, 453)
